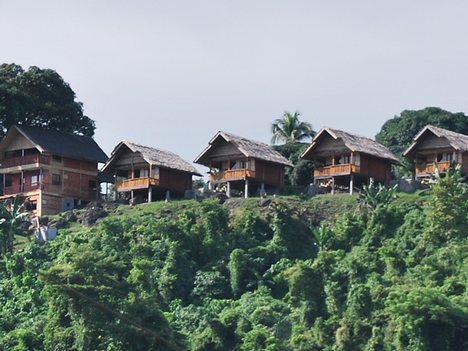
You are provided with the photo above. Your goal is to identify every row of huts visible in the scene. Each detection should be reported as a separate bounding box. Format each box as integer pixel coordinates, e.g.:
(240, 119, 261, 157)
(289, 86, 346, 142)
(0, 124, 467, 216)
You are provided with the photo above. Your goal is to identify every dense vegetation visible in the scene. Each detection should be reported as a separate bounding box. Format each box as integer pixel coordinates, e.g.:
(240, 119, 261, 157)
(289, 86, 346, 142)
(0, 172, 467, 350)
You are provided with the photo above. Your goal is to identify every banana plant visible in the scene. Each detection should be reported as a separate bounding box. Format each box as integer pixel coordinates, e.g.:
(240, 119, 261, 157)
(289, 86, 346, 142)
(0, 195, 31, 255)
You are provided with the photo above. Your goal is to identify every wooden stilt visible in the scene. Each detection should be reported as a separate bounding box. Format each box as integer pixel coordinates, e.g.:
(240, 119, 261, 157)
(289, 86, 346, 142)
(148, 187, 152, 203)
(331, 177, 335, 195)
(260, 182, 266, 197)
(349, 175, 354, 195)
(226, 182, 231, 197)
(244, 179, 249, 198)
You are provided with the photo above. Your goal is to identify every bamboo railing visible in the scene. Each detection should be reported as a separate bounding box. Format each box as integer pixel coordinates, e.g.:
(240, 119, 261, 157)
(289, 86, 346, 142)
(314, 164, 360, 178)
(1, 155, 50, 168)
(115, 177, 159, 191)
(209, 169, 255, 182)
(415, 161, 451, 175)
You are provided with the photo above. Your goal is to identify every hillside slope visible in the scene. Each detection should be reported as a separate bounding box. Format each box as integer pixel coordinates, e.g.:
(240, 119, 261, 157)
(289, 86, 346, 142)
(0, 180, 466, 350)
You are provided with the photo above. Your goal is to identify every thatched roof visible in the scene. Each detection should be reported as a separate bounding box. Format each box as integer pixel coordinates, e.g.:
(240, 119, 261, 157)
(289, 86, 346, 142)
(301, 127, 400, 164)
(102, 141, 201, 175)
(0, 125, 108, 163)
(404, 125, 468, 156)
(194, 131, 293, 167)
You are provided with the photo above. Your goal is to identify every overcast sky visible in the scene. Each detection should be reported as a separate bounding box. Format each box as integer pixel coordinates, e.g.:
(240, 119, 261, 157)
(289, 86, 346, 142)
(2, 1, 468, 171)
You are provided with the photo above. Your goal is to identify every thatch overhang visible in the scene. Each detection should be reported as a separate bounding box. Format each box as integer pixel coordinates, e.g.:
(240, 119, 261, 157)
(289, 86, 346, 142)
(404, 125, 468, 157)
(301, 127, 400, 164)
(101, 140, 201, 176)
(194, 131, 293, 167)
(0, 125, 108, 163)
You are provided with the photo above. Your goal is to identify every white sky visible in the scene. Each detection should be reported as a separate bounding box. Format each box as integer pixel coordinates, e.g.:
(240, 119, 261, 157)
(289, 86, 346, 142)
(2, 1, 468, 172)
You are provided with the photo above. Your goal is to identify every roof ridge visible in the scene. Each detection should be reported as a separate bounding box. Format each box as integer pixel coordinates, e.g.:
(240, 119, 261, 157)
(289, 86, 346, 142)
(123, 140, 179, 155)
(219, 130, 271, 147)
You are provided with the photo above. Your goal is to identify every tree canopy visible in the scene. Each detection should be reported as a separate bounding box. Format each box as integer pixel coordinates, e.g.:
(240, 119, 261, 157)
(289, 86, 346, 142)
(0, 63, 95, 137)
(375, 107, 468, 156)
(271, 111, 314, 145)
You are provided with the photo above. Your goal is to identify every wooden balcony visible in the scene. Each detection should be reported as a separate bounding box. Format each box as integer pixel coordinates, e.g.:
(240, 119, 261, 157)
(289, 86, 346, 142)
(4, 184, 41, 195)
(1, 155, 50, 170)
(416, 161, 452, 176)
(115, 177, 160, 192)
(314, 164, 360, 178)
(209, 169, 256, 183)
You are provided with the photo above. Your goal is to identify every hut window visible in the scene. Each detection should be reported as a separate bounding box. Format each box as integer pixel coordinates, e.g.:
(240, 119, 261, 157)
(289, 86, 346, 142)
(133, 169, 140, 178)
(141, 169, 149, 177)
(152, 167, 159, 178)
(4, 175, 12, 187)
(116, 170, 128, 178)
(26, 199, 37, 211)
(52, 155, 62, 163)
(31, 175, 38, 186)
(233, 160, 247, 169)
(442, 153, 453, 162)
(340, 155, 350, 164)
(52, 174, 61, 185)
(89, 180, 97, 190)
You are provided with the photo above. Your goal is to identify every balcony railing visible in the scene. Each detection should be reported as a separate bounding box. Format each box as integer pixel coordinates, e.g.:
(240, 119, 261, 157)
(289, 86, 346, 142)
(314, 164, 360, 178)
(415, 161, 452, 175)
(4, 184, 42, 195)
(1, 154, 50, 168)
(115, 177, 160, 192)
(209, 169, 256, 182)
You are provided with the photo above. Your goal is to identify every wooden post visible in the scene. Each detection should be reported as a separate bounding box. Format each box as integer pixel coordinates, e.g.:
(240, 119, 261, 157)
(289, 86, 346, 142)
(130, 190, 134, 205)
(331, 177, 335, 195)
(165, 190, 171, 202)
(244, 179, 249, 198)
(113, 171, 117, 201)
(349, 175, 354, 195)
(148, 186, 152, 203)
(260, 182, 266, 197)
(226, 182, 231, 197)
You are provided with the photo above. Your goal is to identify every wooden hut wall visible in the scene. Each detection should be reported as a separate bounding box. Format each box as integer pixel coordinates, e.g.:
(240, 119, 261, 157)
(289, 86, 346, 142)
(462, 152, 468, 174)
(359, 154, 391, 183)
(310, 134, 348, 158)
(415, 133, 452, 152)
(254, 160, 284, 187)
(159, 168, 193, 194)
(206, 142, 243, 163)
(113, 149, 147, 169)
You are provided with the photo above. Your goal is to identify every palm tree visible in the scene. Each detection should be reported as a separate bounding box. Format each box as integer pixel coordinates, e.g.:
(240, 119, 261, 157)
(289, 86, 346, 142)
(271, 111, 315, 144)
